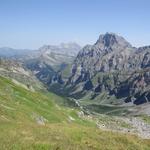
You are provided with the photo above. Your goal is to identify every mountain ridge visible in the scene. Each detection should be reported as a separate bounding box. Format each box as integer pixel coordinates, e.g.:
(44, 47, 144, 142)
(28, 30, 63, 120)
(50, 33, 150, 108)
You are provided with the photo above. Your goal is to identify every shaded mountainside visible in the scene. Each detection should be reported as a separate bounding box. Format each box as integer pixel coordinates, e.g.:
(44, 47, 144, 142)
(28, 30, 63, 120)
(50, 33, 150, 106)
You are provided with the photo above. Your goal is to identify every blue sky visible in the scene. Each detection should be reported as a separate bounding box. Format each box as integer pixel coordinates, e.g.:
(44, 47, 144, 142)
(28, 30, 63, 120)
(0, 0, 150, 49)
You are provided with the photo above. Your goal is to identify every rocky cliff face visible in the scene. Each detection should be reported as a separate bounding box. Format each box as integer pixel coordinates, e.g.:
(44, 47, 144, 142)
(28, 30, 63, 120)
(66, 33, 150, 105)
(70, 33, 134, 82)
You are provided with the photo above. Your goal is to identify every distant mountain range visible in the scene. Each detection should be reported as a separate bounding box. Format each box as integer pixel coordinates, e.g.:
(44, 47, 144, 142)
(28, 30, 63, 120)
(0, 43, 82, 85)
(0, 42, 81, 58)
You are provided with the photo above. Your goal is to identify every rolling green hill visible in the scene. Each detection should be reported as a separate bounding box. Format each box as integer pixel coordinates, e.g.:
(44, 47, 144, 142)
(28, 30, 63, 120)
(0, 76, 150, 150)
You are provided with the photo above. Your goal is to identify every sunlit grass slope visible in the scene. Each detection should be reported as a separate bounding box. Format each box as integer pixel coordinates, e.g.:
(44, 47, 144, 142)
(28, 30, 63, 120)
(0, 76, 150, 150)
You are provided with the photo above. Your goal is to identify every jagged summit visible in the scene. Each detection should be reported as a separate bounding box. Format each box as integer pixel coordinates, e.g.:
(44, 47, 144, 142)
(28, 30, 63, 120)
(95, 32, 132, 49)
(77, 33, 134, 61)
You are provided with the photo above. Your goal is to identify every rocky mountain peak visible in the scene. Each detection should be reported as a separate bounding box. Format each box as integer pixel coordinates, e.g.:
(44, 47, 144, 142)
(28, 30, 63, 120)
(65, 33, 150, 106)
(95, 32, 132, 49)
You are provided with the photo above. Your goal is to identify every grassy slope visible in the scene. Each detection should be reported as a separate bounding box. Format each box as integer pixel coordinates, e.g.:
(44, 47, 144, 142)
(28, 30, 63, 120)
(0, 76, 150, 150)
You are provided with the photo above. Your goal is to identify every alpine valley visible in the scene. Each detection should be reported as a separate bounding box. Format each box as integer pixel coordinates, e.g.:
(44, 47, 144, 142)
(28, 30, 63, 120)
(0, 34, 150, 150)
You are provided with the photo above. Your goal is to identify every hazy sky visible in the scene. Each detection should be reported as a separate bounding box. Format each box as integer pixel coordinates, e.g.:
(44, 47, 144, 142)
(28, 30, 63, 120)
(0, 0, 150, 49)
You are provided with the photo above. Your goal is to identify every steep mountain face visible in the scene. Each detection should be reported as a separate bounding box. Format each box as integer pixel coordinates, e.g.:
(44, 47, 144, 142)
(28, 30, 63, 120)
(70, 33, 135, 82)
(65, 33, 150, 105)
